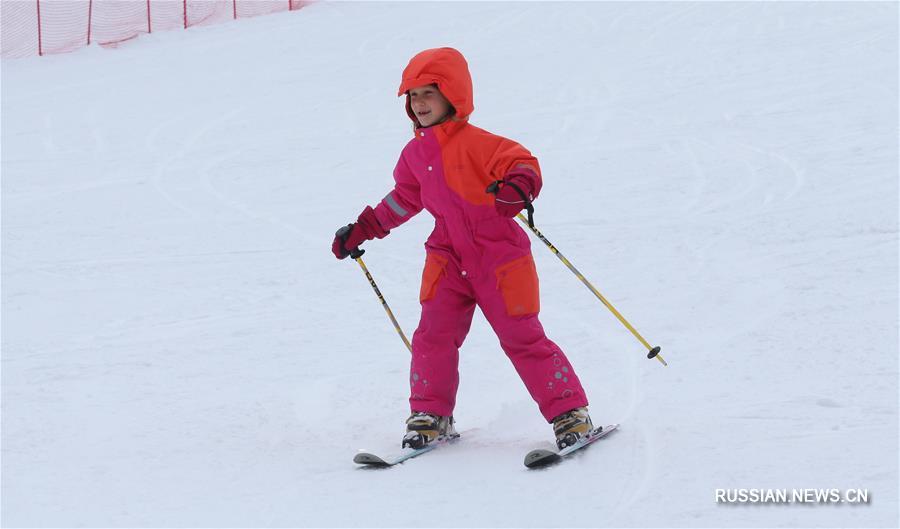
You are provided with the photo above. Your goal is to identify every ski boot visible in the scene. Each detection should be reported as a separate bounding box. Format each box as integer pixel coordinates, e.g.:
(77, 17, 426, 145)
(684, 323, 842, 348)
(552, 407, 595, 450)
(402, 411, 456, 449)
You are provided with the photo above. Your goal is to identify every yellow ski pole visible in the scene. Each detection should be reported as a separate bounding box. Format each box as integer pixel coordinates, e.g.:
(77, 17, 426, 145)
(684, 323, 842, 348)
(336, 224, 412, 353)
(485, 180, 665, 365)
(352, 250, 412, 353)
(515, 212, 666, 366)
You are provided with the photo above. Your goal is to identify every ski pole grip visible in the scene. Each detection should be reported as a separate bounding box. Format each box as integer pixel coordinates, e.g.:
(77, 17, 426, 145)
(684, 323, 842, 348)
(336, 224, 365, 259)
(485, 179, 535, 228)
(335, 224, 352, 238)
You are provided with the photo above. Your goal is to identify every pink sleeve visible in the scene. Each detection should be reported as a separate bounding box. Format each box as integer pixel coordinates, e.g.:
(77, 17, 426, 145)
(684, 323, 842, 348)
(373, 148, 424, 232)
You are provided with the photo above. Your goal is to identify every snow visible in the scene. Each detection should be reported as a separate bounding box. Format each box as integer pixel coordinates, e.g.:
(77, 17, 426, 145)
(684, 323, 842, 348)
(2, 1, 898, 527)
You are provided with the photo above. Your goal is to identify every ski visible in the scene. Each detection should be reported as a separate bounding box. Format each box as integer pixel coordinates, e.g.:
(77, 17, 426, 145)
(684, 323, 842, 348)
(524, 423, 619, 468)
(354, 432, 461, 467)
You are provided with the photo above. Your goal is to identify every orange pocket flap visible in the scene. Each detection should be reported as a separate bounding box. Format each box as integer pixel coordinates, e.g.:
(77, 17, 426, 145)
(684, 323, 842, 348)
(419, 253, 448, 302)
(494, 254, 540, 316)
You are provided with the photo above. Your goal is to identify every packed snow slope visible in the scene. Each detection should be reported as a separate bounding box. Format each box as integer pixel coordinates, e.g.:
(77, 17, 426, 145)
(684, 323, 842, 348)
(2, 2, 898, 527)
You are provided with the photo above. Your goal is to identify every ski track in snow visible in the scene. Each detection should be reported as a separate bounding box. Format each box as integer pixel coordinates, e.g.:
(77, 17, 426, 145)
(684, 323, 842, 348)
(2, 1, 898, 527)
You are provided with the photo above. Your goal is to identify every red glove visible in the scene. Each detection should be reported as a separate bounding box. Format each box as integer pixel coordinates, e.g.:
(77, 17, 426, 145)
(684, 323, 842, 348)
(494, 174, 536, 218)
(331, 206, 389, 259)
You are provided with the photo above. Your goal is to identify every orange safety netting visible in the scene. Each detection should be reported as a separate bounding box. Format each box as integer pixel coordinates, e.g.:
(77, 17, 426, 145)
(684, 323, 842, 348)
(1, 0, 304, 58)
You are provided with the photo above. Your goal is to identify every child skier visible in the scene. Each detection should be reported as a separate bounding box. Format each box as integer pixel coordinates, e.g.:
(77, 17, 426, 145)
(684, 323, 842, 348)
(332, 47, 593, 450)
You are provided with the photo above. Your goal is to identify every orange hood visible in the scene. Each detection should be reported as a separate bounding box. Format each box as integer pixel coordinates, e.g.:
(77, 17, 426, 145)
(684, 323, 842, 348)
(398, 47, 474, 126)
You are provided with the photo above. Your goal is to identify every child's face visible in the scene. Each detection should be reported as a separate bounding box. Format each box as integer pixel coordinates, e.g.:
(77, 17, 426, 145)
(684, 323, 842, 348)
(409, 84, 452, 127)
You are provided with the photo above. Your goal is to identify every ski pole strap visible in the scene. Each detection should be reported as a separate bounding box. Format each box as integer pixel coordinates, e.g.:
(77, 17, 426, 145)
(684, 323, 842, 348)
(486, 179, 535, 228)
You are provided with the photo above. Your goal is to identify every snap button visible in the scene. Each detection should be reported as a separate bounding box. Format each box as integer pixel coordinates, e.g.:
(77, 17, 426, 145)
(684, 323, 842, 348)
(419, 132, 425, 137)
(427, 166, 433, 171)
(461, 270, 467, 277)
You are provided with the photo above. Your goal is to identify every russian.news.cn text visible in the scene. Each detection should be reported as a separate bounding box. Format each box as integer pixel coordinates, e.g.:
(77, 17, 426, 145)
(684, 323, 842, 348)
(715, 488, 871, 504)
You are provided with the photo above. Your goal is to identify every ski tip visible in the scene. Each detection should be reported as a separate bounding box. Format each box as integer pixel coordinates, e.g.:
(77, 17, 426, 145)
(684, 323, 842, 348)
(524, 449, 560, 469)
(353, 452, 389, 466)
(524, 423, 621, 469)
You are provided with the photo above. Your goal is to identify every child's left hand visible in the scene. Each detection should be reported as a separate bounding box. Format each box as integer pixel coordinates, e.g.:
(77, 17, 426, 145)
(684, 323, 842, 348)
(494, 175, 534, 217)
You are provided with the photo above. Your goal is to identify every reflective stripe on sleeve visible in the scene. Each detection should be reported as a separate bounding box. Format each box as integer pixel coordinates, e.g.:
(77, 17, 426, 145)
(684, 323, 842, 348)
(384, 193, 408, 217)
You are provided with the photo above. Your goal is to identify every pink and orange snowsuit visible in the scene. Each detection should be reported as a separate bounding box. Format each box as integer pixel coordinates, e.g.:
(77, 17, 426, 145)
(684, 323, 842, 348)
(373, 48, 589, 422)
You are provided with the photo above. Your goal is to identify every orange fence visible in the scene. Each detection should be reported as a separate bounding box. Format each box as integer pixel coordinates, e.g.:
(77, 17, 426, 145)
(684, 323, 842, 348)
(1, 0, 306, 58)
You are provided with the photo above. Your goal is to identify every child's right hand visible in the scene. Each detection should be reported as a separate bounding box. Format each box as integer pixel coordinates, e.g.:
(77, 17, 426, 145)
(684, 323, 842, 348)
(331, 206, 389, 259)
(333, 223, 374, 259)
